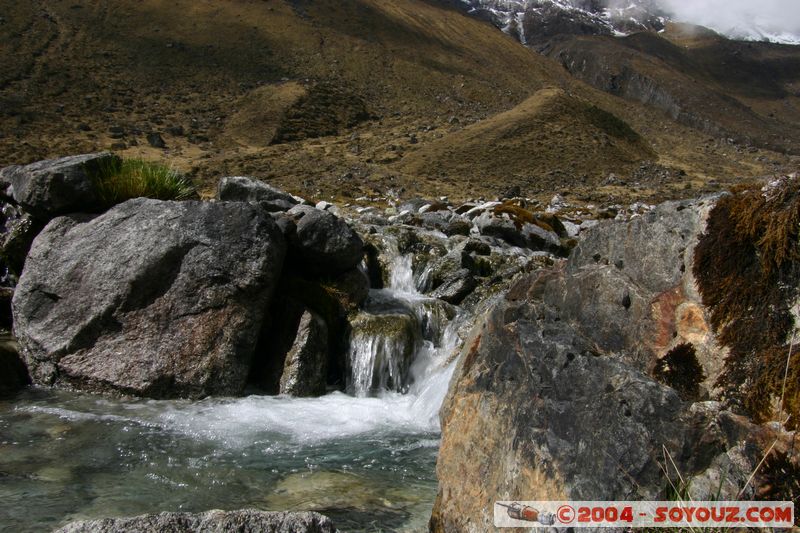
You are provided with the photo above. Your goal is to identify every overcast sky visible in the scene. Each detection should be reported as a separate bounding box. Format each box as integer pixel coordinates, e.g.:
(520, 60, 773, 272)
(656, 0, 800, 39)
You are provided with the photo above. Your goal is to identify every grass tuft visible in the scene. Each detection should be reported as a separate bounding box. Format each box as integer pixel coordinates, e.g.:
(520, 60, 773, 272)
(90, 158, 197, 206)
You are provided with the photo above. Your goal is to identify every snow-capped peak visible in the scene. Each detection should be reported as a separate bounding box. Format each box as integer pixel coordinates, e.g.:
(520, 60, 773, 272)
(457, 0, 800, 45)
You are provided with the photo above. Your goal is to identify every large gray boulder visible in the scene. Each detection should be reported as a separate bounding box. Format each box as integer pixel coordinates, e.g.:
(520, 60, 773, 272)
(0, 153, 119, 219)
(12, 198, 286, 398)
(217, 176, 299, 213)
(431, 197, 782, 532)
(54, 509, 336, 533)
(286, 205, 364, 275)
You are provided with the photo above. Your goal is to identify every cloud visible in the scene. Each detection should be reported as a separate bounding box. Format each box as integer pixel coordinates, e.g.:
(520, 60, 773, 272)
(655, 0, 800, 41)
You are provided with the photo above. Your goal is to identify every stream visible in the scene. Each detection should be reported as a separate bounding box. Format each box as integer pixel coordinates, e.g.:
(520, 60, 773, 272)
(0, 240, 466, 533)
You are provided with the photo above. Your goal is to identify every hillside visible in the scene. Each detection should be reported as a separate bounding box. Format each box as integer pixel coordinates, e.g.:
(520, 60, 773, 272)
(0, 0, 796, 206)
(543, 24, 800, 155)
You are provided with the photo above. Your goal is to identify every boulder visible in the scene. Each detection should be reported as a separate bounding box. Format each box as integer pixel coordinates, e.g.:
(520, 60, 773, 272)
(217, 176, 299, 213)
(431, 197, 763, 531)
(347, 312, 419, 396)
(54, 510, 336, 533)
(0, 201, 42, 284)
(326, 268, 370, 311)
(280, 309, 329, 397)
(420, 250, 476, 293)
(430, 269, 477, 305)
(474, 210, 561, 252)
(0, 153, 119, 219)
(417, 211, 452, 232)
(443, 218, 472, 237)
(12, 198, 286, 399)
(286, 205, 364, 275)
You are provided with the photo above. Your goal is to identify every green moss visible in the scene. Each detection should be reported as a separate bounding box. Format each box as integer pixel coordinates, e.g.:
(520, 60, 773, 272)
(693, 178, 800, 428)
(89, 158, 197, 206)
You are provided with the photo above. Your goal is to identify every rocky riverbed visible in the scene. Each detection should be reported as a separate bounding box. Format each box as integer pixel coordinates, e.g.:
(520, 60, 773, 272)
(0, 154, 797, 532)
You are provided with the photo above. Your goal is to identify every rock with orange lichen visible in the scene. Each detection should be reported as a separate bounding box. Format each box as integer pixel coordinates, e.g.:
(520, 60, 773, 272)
(431, 196, 797, 532)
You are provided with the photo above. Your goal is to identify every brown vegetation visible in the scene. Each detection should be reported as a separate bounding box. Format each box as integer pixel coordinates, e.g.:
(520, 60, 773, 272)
(653, 343, 706, 401)
(693, 177, 800, 428)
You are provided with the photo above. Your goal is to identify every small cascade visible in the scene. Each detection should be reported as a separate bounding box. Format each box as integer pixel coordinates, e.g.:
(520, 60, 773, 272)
(389, 249, 417, 294)
(346, 233, 465, 404)
(348, 311, 420, 396)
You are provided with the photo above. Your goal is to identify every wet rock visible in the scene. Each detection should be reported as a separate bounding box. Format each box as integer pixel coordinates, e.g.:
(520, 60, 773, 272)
(363, 243, 384, 289)
(0, 202, 42, 284)
(443, 218, 472, 237)
(0, 153, 119, 219)
(286, 205, 364, 275)
(459, 238, 491, 256)
(432, 197, 753, 531)
(280, 309, 329, 397)
(347, 311, 419, 395)
(0, 335, 28, 396)
(54, 510, 337, 533)
(417, 211, 453, 232)
(13, 198, 286, 399)
(217, 176, 298, 213)
(420, 250, 475, 293)
(430, 269, 477, 305)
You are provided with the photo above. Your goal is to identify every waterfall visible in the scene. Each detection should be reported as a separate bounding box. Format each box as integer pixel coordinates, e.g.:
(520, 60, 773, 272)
(346, 236, 464, 413)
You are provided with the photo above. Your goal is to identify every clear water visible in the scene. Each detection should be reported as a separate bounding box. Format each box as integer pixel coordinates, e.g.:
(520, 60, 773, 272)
(0, 388, 443, 532)
(0, 239, 464, 532)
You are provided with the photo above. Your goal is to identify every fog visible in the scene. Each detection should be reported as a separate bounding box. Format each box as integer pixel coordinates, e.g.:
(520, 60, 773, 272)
(655, 0, 800, 41)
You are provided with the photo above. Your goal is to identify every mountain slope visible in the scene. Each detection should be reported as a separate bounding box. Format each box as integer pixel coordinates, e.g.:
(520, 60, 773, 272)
(401, 87, 656, 188)
(544, 25, 800, 154)
(0, 0, 795, 206)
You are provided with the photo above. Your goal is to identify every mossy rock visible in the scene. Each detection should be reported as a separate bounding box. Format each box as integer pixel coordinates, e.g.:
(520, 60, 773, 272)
(693, 177, 800, 428)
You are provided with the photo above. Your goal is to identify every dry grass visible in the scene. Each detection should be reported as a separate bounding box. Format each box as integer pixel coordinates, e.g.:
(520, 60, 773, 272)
(693, 177, 800, 428)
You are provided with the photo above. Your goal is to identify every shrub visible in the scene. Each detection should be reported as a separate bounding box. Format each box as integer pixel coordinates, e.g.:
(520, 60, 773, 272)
(90, 158, 197, 206)
(693, 177, 800, 428)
